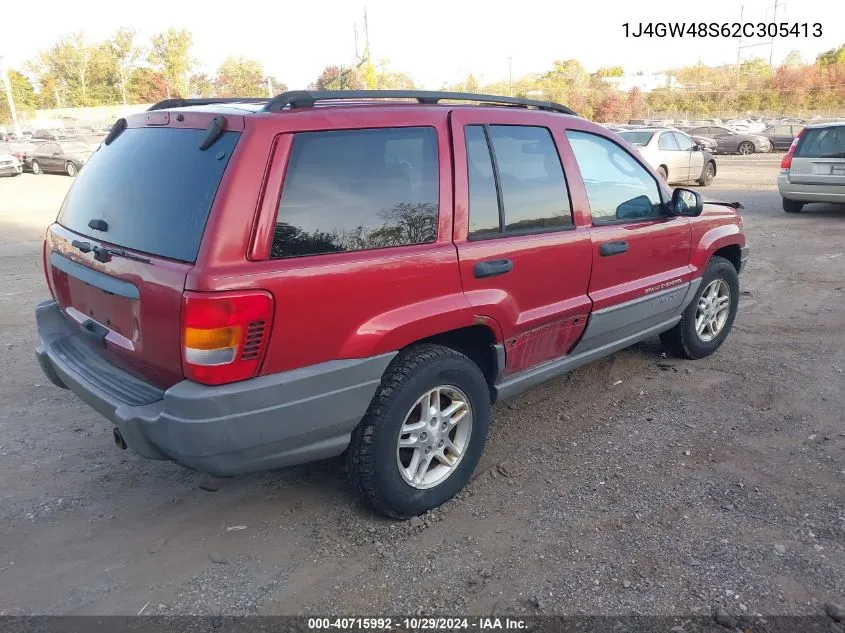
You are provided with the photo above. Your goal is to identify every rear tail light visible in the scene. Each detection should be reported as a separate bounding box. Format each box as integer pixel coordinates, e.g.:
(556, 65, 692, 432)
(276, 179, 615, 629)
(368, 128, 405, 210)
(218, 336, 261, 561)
(780, 129, 805, 170)
(42, 239, 55, 299)
(182, 290, 274, 385)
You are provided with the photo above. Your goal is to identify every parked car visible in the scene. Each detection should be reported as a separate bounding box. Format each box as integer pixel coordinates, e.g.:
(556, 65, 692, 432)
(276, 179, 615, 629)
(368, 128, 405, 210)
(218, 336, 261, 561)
(725, 119, 766, 133)
(35, 91, 748, 518)
(778, 122, 845, 212)
(617, 127, 717, 185)
(32, 129, 61, 140)
(0, 144, 23, 176)
(687, 126, 771, 154)
(29, 140, 94, 176)
(760, 123, 805, 151)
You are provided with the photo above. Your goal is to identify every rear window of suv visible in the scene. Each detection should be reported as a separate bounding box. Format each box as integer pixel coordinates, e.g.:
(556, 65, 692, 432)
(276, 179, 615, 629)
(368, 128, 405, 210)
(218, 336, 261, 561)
(796, 127, 845, 158)
(57, 127, 240, 262)
(272, 127, 439, 258)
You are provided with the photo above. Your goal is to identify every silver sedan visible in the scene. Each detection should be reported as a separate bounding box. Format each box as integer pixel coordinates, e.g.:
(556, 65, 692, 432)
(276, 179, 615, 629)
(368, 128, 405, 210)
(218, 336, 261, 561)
(617, 128, 717, 186)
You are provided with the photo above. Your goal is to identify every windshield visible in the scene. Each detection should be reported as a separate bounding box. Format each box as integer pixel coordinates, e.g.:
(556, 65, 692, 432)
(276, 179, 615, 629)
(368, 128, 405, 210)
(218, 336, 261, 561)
(618, 131, 655, 146)
(57, 127, 240, 262)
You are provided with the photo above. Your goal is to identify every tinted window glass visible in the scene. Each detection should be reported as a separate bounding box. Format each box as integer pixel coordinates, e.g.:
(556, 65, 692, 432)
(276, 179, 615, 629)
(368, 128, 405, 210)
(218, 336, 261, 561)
(58, 127, 239, 262)
(796, 127, 845, 158)
(273, 127, 438, 258)
(774, 126, 791, 134)
(618, 131, 655, 146)
(40, 143, 58, 154)
(566, 130, 663, 223)
(673, 133, 694, 151)
(658, 133, 679, 150)
(488, 125, 571, 232)
(465, 126, 501, 239)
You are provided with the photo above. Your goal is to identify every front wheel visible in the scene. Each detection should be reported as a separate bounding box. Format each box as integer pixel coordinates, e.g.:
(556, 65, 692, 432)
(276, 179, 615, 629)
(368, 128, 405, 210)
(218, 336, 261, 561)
(697, 161, 715, 186)
(660, 256, 739, 360)
(737, 142, 754, 155)
(347, 344, 491, 518)
(31, 160, 42, 175)
(65, 162, 77, 177)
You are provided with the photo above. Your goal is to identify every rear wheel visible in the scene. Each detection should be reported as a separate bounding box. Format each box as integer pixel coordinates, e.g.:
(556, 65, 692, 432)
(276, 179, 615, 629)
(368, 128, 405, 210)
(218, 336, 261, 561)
(31, 160, 41, 175)
(737, 142, 754, 155)
(782, 198, 804, 213)
(657, 165, 668, 182)
(697, 161, 715, 186)
(660, 256, 739, 360)
(65, 162, 77, 177)
(347, 344, 490, 518)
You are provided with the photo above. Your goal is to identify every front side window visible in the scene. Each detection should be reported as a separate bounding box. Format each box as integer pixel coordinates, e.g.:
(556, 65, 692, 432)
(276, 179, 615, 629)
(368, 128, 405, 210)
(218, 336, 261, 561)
(673, 133, 695, 151)
(566, 130, 663, 224)
(272, 127, 439, 258)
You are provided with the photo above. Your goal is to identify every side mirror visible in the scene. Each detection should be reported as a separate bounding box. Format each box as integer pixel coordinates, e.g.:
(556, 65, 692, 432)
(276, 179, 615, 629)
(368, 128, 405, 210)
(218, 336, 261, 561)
(671, 187, 703, 217)
(692, 144, 702, 151)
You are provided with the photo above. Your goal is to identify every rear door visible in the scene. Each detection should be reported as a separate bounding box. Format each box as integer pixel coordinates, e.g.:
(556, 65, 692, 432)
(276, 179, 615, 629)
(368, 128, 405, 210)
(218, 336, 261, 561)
(657, 131, 687, 181)
(45, 117, 244, 387)
(38, 143, 60, 171)
(771, 125, 793, 150)
(450, 110, 592, 375)
(564, 128, 692, 350)
(788, 126, 845, 186)
(673, 132, 702, 181)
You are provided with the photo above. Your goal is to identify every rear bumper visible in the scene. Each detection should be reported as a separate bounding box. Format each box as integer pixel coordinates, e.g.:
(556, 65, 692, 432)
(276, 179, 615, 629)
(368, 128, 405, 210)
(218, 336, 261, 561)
(36, 300, 393, 475)
(778, 173, 845, 204)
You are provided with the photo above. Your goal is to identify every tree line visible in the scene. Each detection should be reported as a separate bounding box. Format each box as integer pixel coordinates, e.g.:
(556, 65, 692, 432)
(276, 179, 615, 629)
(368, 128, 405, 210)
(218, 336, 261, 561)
(2, 28, 843, 124)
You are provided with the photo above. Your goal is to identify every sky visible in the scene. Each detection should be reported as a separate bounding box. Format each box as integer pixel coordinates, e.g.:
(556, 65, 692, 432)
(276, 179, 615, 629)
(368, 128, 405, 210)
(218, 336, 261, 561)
(2, 0, 842, 90)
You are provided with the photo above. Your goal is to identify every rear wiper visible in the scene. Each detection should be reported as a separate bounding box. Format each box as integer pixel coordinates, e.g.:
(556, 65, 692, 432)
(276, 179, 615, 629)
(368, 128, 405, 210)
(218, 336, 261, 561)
(93, 246, 151, 264)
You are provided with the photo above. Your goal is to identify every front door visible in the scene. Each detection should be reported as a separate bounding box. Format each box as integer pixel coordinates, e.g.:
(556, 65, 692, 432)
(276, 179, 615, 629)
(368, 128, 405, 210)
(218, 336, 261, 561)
(450, 110, 593, 375)
(563, 129, 693, 352)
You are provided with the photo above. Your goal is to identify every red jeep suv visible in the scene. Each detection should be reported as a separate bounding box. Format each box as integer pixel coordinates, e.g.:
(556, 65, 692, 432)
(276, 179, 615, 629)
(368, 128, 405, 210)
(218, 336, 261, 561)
(35, 90, 749, 518)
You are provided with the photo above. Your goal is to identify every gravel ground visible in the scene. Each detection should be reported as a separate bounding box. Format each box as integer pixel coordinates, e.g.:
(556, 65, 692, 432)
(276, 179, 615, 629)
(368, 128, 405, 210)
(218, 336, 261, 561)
(0, 157, 843, 619)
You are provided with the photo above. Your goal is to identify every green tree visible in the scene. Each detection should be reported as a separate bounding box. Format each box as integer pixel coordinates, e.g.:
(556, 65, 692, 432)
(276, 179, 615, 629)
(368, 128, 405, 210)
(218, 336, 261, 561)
(215, 56, 266, 97)
(816, 44, 845, 67)
(109, 27, 142, 104)
(0, 70, 38, 123)
(29, 33, 112, 107)
(148, 27, 194, 98)
(596, 66, 624, 78)
(189, 73, 215, 98)
(781, 50, 804, 69)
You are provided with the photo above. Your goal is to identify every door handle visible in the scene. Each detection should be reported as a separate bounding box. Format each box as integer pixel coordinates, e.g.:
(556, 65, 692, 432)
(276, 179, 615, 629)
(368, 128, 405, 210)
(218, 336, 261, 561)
(474, 259, 513, 279)
(599, 241, 629, 257)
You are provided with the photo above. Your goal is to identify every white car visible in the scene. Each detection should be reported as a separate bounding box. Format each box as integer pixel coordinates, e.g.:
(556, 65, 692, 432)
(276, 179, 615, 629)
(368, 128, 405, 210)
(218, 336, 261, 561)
(617, 127, 717, 186)
(0, 146, 23, 176)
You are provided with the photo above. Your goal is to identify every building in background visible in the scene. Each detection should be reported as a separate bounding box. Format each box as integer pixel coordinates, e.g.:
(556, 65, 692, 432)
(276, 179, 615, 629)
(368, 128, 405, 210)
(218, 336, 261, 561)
(602, 73, 683, 92)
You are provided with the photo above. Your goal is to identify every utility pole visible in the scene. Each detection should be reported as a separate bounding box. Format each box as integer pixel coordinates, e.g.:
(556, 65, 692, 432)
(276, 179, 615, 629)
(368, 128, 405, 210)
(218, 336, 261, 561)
(0, 56, 22, 139)
(735, 4, 744, 81)
(508, 56, 513, 96)
(769, 0, 779, 65)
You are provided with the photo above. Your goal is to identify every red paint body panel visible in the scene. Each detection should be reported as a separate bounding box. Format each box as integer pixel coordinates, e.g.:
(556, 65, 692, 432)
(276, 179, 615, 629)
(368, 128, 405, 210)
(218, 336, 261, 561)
(41, 101, 747, 389)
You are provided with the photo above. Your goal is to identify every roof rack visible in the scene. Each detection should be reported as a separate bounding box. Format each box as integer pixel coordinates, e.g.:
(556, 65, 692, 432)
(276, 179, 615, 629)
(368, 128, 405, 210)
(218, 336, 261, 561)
(261, 90, 578, 116)
(147, 97, 269, 111)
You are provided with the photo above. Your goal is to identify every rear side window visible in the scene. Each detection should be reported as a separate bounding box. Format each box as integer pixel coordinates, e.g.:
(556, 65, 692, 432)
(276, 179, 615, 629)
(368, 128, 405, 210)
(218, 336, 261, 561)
(272, 127, 438, 258)
(566, 130, 663, 224)
(796, 127, 845, 158)
(465, 125, 572, 239)
(58, 127, 240, 262)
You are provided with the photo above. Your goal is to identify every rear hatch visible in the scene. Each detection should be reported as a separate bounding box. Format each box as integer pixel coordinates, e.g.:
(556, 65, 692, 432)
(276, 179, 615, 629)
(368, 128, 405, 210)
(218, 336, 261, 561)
(45, 118, 242, 388)
(789, 125, 845, 186)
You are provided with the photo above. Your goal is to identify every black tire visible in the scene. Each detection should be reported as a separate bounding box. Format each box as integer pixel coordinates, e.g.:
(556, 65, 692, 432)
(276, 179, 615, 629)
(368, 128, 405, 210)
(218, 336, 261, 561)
(697, 161, 715, 186)
(656, 165, 668, 182)
(347, 344, 491, 518)
(660, 256, 739, 360)
(782, 198, 803, 213)
(31, 160, 41, 175)
(65, 162, 77, 177)
(737, 142, 754, 155)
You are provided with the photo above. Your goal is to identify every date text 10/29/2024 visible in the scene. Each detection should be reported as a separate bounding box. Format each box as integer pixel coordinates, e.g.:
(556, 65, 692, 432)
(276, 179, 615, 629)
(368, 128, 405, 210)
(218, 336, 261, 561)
(307, 617, 527, 630)
(623, 22, 822, 38)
